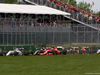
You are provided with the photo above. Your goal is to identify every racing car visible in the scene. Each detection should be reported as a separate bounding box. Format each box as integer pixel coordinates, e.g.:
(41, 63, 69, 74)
(6, 48, 22, 56)
(34, 46, 67, 55)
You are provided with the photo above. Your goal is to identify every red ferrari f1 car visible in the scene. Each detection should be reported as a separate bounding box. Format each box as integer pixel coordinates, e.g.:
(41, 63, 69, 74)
(34, 46, 67, 55)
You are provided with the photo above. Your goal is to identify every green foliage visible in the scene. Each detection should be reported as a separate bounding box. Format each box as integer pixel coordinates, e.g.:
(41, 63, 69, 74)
(77, 1, 92, 12)
(69, 0, 77, 6)
(61, 0, 69, 3)
(61, 0, 77, 6)
(4, 0, 17, 4)
(61, 0, 94, 13)
(96, 11, 100, 16)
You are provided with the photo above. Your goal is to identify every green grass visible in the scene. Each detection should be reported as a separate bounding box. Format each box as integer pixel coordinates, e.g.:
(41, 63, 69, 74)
(0, 55, 100, 75)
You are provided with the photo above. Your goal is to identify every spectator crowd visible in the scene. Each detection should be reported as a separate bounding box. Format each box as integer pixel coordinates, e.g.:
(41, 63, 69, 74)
(0, 0, 100, 28)
(0, 14, 71, 27)
(30, 0, 100, 24)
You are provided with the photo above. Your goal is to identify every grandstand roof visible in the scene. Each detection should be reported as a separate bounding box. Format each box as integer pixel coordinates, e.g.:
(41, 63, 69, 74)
(0, 3, 70, 15)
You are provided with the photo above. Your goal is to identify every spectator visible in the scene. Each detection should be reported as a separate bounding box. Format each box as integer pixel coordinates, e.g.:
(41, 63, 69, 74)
(88, 15, 93, 24)
(46, 0, 51, 7)
(56, 1, 61, 9)
(31, 22, 34, 27)
(11, 19, 15, 27)
(53, 21, 56, 26)
(84, 13, 88, 24)
(76, 9, 80, 20)
(40, 0, 43, 4)
(79, 11, 82, 21)
(51, 0, 53, 3)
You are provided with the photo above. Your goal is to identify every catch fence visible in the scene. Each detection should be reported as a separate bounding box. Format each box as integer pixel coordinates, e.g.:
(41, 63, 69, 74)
(0, 24, 100, 45)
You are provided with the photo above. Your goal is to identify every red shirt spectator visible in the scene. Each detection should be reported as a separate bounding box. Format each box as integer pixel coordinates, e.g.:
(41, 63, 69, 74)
(51, 0, 53, 2)
(57, 1, 61, 6)
(67, 6, 70, 12)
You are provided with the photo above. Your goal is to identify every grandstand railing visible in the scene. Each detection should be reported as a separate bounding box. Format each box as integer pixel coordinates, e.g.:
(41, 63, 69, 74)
(0, 18, 100, 31)
(0, 24, 71, 33)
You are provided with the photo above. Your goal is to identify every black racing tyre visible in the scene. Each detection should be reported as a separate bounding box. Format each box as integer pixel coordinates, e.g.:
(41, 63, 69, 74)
(14, 52, 18, 56)
(3, 52, 7, 56)
(24, 51, 29, 56)
(0, 52, 3, 56)
(61, 50, 67, 55)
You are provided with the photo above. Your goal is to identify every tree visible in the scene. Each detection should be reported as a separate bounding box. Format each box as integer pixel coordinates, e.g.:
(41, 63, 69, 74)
(77, 1, 93, 12)
(61, 0, 95, 13)
(68, 0, 77, 6)
(4, 0, 17, 4)
(61, 0, 77, 6)
(96, 11, 100, 16)
(61, 0, 69, 3)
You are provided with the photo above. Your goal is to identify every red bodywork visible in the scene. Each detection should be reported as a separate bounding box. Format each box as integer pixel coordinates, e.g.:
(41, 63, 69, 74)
(40, 47, 60, 55)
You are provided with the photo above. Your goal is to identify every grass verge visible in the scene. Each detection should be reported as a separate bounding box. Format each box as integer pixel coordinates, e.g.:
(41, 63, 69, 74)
(0, 55, 100, 75)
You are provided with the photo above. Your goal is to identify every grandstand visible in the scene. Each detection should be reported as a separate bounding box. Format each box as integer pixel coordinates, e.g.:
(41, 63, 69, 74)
(0, 0, 100, 45)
